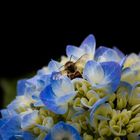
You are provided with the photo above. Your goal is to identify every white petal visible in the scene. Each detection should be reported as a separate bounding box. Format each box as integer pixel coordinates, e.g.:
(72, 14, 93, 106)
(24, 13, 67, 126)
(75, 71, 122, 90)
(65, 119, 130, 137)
(83, 60, 104, 84)
(51, 76, 74, 97)
(97, 49, 121, 63)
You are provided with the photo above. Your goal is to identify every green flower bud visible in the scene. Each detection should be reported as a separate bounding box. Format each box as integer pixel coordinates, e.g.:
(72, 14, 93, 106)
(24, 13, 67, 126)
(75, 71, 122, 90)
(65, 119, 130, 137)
(83, 133, 93, 140)
(131, 104, 140, 116)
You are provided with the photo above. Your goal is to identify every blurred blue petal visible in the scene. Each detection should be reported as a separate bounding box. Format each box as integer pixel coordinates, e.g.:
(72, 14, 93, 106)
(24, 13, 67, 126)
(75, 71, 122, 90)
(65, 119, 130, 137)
(17, 79, 27, 95)
(23, 132, 35, 140)
(45, 121, 82, 140)
(0, 109, 11, 118)
(0, 118, 8, 127)
(0, 115, 22, 140)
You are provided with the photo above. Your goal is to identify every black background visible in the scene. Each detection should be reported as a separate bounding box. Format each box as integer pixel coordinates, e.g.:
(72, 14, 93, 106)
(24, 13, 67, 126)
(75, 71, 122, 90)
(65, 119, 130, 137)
(0, 3, 140, 108)
(1, 20, 139, 78)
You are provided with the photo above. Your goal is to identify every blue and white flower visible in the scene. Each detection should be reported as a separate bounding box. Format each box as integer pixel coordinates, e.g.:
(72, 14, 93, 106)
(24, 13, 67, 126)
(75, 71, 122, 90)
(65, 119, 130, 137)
(95, 46, 126, 66)
(83, 60, 121, 93)
(0, 115, 35, 140)
(21, 110, 40, 130)
(17, 72, 51, 107)
(7, 95, 32, 115)
(45, 121, 82, 140)
(40, 75, 76, 114)
(66, 34, 96, 60)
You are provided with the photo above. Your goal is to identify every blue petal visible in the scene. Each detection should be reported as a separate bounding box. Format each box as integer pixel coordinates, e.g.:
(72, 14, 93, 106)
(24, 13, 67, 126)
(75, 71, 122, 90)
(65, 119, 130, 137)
(56, 92, 76, 103)
(95, 46, 108, 60)
(0, 109, 11, 118)
(101, 62, 121, 93)
(119, 55, 127, 67)
(113, 47, 125, 58)
(21, 110, 39, 130)
(7, 98, 21, 116)
(39, 74, 51, 86)
(9, 132, 35, 140)
(45, 121, 82, 140)
(40, 85, 55, 102)
(23, 132, 35, 140)
(66, 45, 85, 60)
(27, 75, 48, 89)
(83, 60, 104, 84)
(17, 79, 27, 95)
(47, 101, 68, 114)
(95, 46, 125, 64)
(48, 60, 62, 73)
(51, 76, 74, 97)
(90, 96, 109, 125)
(40, 85, 68, 114)
(18, 74, 51, 103)
(0, 118, 8, 127)
(80, 34, 96, 55)
(0, 115, 22, 140)
(97, 49, 121, 63)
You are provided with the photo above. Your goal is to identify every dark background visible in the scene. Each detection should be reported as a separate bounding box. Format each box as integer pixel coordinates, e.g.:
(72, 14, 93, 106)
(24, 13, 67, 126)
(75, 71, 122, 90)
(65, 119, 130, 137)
(0, 4, 140, 109)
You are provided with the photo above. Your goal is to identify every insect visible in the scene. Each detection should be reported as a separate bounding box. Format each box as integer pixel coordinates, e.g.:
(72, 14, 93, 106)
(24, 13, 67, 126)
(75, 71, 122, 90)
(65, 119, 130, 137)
(60, 54, 88, 79)
(30, 103, 40, 110)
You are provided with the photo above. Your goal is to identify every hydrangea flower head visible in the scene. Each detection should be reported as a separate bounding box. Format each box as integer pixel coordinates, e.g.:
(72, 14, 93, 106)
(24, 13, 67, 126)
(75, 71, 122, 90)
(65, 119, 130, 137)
(1, 34, 140, 140)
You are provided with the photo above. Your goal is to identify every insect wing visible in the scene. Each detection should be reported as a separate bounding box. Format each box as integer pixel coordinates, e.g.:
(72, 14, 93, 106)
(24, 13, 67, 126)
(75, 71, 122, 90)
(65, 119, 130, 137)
(75, 54, 89, 68)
